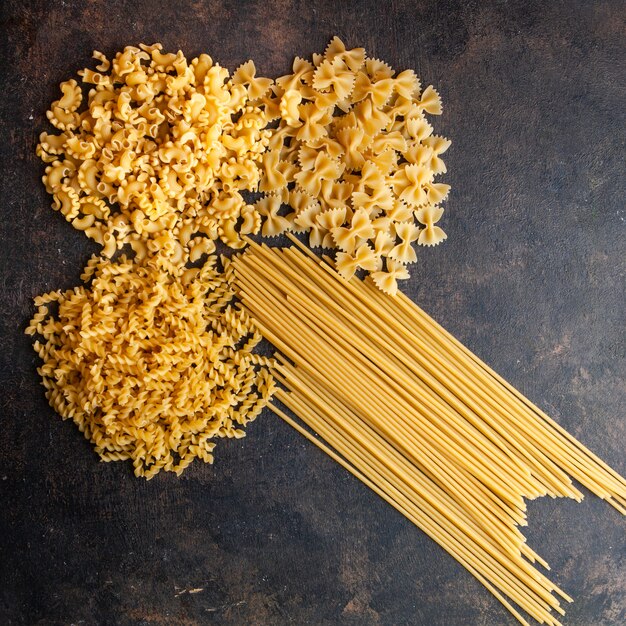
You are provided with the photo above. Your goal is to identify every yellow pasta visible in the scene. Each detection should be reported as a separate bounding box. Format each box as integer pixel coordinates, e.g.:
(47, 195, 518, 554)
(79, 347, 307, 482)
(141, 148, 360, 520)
(26, 250, 275, 478)
(37, 44, 276, 261)
(251, 37, 451, 290)
(230, 240, 626, 626)
(29, 39, 623, 626)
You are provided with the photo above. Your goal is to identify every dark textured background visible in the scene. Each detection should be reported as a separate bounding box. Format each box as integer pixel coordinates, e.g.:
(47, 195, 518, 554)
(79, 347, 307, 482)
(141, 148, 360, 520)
(1, 1, 624, 625)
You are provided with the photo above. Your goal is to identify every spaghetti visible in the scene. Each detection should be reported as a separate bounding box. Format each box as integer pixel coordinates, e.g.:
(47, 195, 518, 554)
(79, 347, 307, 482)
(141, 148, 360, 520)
(231, 239, 625, 626)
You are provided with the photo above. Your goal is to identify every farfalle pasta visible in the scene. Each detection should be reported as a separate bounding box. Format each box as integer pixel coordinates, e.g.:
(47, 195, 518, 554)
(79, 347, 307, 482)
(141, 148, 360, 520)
(26, 250, 275, 479)
(37, 44, 275, 261)
(253, 37, 451, 294)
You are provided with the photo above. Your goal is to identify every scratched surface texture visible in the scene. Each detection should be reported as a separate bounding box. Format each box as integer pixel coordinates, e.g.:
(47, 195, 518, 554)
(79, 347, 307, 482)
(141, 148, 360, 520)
(0, 1, 624, 625)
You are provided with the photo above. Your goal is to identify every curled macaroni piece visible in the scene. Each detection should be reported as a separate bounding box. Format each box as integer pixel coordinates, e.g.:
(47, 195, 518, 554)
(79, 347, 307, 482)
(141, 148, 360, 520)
(37, 44, 275, 262)
(26, 251, 275, 479)
(254, 37, 450, 292)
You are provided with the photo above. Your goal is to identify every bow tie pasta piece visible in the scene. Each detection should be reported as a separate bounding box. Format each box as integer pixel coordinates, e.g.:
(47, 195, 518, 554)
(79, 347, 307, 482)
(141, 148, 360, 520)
(255, 195, 292, 237)
(416, 205, 447, 246)
(373, 230, 395, 256)
(331, 207, 375, 254)
(296, 102, 333, 142)
(335, 126, 367, 171)
(312, 58, 357, 101)
(417, 85, 443, 115)
(336, 243, 379, 280)
(389, 222, 420, 264)
(319, 180, 354, 211)
(232, 60, 273, 100)
(365, 57, 395, 80)
(295, 203, 326, 248)
(394, 69, 421, 100)
(370, 258, 411, 296)
(352, 72, 395, 107)
(391, 164, 434, 207)
(422, 136, 452, 174)
(276, 57, 316, 92)
(324, 36, 366, 72)
(316, 206, 348, 230)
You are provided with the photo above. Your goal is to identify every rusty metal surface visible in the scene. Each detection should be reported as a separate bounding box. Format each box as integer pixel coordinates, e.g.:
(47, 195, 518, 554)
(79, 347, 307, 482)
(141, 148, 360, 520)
(1, 1, 624, 624)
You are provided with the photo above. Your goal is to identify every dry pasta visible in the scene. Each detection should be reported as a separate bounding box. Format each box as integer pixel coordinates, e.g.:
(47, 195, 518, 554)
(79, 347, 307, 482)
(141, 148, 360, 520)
(231, 239, 626, 626)
(37, 44, 275, 260)
(253, 37, 451, 293)
(26, 250, 275, 479)
(28, 40, 623, 625)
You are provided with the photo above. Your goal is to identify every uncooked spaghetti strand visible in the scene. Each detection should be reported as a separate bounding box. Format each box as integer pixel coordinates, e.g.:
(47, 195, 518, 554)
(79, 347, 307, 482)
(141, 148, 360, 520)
(285, 229, 608, 495)
(312, 258, 588, 501)
(279, 246, 543, 486)
(229, 243, 614, 623)
(233, 260, 531, 508)
(236, 250, 568, 620)
(275, 389, 564, 615)
(299, 251, 582, 500)
(236, 280, 528, 532)
(362, 278, 624, 501)
(272, 360, 555, 608)
(240, 246, 560, 510)
(243, 276, 564, 604)
(379, 284, 626, 502)
(282, 236, 537, 469)
(273, 360, 529, 555)
(235, 264, 529, 510)
(394, 287, 626, 494)
(314, 265, 579, 499)
(274, 351, 532, 535)
(368, 282, 623, 501)
(238, 250, 541, 500)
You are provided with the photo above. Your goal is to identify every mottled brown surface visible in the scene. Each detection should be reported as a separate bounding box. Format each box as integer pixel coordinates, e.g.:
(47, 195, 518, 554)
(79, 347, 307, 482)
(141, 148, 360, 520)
(1, 1, 625, 625)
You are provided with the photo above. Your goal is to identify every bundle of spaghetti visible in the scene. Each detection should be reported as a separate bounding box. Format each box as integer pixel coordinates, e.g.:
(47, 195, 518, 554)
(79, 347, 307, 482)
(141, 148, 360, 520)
(230, 239, 626, 625)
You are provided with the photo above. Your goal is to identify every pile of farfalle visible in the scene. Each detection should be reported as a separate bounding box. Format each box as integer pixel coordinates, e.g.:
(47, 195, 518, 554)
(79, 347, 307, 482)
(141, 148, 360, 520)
(255, 37, 450, 294)
(36, 38, 450, 295)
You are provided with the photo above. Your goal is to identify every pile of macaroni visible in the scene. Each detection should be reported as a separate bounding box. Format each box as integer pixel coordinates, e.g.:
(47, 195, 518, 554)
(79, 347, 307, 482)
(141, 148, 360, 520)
(26, 251, 275, 478)
(37, 43, 274, 259)
(255, 37, 451, 294)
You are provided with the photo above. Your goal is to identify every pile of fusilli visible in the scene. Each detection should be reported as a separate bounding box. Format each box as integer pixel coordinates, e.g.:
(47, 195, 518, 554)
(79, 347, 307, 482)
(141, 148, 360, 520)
(26, 251, 275, 479)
